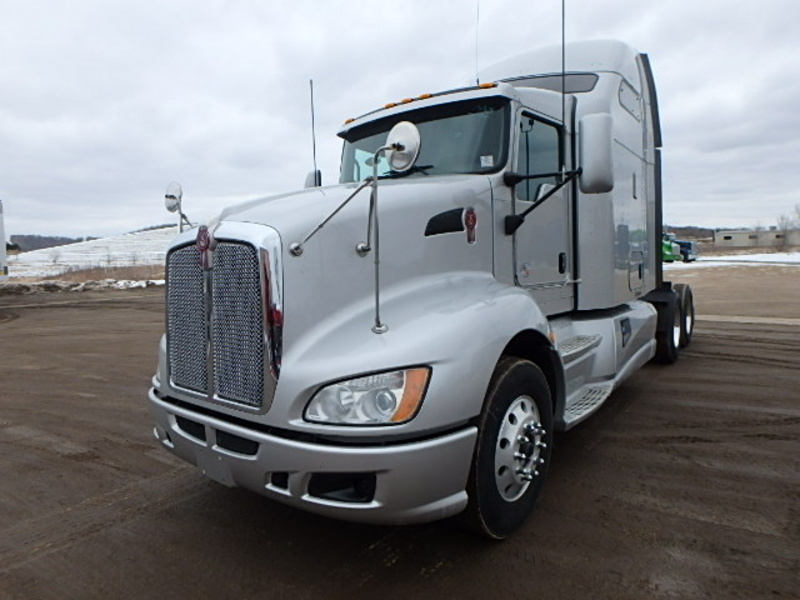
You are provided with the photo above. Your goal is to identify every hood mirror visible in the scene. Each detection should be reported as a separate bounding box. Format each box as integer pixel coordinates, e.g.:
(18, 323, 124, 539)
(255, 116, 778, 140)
(304, 169, 322, 188)
(384, 121, 421, 173)
(165, 181, 191, 232)
(165, 181, 182, 213)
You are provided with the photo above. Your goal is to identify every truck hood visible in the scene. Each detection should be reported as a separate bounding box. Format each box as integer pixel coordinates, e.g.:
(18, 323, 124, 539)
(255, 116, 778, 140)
(212, 174, 496, 361)
(207, 174, 494, 255)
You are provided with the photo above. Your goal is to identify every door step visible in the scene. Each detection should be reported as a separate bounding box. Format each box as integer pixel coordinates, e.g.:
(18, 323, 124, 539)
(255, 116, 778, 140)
(564, 385, 613, 426)
(558, 334, 602, 364)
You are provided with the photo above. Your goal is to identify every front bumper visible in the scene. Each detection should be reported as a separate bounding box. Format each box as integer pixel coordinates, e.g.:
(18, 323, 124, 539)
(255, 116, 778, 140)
(149, 389, 477, 525)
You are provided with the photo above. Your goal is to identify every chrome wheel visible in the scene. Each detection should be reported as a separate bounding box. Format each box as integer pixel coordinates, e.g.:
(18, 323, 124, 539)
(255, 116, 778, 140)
(672, 302, 682, 349)
(494, 395, 546, 502)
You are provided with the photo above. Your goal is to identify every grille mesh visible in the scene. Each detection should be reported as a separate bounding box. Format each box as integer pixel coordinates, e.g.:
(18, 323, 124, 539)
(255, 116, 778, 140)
(167, 245, 208, 394)
(211, 243, 265, 406)
(166, 241, 265, 408)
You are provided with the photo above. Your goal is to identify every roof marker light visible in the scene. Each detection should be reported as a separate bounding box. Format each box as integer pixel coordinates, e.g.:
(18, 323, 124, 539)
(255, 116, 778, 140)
(417, 93, 433, 100)
(479, 82, 498, 89)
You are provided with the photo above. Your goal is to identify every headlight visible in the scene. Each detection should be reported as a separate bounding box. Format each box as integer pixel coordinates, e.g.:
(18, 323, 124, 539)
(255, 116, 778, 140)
(304, 367, 430, 425)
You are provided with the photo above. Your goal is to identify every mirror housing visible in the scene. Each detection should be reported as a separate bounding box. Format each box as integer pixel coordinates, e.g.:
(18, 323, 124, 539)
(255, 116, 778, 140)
(385, 121, 421, 172)
(165, 181, 183, 212)
(579, 113, 614, 194)
(304, 170, 322, 188)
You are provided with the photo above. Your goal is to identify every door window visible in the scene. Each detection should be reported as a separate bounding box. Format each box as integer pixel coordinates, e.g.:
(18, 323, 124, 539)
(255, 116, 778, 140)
(515, 114, 561, 202)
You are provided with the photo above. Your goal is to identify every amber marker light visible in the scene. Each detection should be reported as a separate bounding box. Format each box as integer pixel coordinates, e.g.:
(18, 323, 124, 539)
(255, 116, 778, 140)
(417, 93, 433, 100)
(391, 368, 431, 423)
(344, 118, 355, 124)
(478, 82, 497, 89)
(384, 102, 397, 109)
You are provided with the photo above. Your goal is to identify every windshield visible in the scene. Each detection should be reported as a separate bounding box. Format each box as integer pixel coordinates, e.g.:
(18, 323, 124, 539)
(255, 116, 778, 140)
(339, 97, 510, 183)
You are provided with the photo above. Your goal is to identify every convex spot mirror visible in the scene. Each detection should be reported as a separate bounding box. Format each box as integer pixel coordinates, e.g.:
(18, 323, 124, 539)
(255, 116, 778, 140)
(165, 181, 183, 212)
(385, 121, 421, 173)
(578, 113, 614, 194)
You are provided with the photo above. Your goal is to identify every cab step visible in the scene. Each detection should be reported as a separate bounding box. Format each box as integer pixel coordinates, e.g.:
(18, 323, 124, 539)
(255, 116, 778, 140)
(558, 334, 602, 364)
(563, 384, 613, 427)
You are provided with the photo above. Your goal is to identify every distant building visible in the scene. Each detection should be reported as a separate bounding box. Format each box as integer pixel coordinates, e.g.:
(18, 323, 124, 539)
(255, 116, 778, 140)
(714, 229, 800, 248)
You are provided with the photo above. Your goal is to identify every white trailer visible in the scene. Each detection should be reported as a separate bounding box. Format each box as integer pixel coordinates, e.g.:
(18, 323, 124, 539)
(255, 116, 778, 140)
(148, 40, 695, 538)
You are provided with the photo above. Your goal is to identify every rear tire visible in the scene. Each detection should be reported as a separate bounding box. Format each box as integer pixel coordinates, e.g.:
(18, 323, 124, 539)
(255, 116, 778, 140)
(674, 283, 695, 348)
(462, 358, 553, 540)
(654, 291, 681, 364)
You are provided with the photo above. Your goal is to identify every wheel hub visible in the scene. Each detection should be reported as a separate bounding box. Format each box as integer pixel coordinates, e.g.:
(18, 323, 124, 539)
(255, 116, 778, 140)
(494, 395, 546, 502)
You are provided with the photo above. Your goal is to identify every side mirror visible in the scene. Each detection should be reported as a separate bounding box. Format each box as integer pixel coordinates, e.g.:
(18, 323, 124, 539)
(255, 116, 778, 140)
(165, 181, 183, 212)
(579, 113, 614, 194)
(165, 182, 191, 232)
(384, 121, 421, 173)
(304, 170, 322, 188)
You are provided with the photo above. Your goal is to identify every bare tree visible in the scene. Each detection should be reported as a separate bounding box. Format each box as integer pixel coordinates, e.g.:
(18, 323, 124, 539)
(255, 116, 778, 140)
(776, 214, 792, 248)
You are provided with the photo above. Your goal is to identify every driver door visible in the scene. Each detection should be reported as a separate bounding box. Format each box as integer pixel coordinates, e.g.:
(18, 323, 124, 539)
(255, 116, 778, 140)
(512, 112, 573, 315)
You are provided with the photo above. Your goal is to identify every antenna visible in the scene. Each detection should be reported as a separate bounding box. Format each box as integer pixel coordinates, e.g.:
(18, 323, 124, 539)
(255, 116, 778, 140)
(309, 79, 320, 186)
(561, 0, 566, 128)
(475, 0, 481, 85)
(560, 0, 567, 182)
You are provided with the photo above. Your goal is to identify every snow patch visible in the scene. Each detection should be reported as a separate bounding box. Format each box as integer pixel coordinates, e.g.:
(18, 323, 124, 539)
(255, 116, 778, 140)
(664, 252, 800, 270)
(0, 279, 165, 296)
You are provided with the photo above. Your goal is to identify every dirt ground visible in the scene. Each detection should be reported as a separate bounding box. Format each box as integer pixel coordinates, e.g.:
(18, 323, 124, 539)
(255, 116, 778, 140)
(0, 266, 798, 599)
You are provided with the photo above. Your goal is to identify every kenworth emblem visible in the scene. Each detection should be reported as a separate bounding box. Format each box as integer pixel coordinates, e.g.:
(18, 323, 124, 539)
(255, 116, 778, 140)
(464, 207, 477, 244)
(196, 225, 211, 269)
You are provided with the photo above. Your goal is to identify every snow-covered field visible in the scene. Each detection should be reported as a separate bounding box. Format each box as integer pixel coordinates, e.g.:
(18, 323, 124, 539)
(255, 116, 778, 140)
(4, 225, 798, 286)
(7, 226, 178, 280)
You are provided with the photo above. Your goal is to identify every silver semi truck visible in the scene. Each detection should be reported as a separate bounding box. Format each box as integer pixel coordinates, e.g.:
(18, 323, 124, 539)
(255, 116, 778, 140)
(149, 40, 695, 538)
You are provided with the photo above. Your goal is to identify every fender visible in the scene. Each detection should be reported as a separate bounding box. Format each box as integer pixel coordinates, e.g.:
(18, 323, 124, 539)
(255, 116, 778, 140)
(267, 271, 558, 439)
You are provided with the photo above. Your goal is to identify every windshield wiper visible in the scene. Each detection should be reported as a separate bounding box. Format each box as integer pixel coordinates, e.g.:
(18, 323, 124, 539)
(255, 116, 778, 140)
(379, 164, 434, 179)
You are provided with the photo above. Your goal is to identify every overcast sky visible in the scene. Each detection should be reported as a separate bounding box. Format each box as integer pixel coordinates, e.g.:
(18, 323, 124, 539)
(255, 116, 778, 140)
(1, 0, 798, 238)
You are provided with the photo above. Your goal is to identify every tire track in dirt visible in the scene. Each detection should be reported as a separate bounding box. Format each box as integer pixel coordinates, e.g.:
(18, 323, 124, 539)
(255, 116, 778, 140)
(0, 469, 203, 573)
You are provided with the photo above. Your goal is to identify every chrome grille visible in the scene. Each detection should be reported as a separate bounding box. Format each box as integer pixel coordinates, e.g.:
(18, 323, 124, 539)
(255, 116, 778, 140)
(211, 243, 264, 406)
(167, 245, 208, 394)
(166, 240, 266, 408)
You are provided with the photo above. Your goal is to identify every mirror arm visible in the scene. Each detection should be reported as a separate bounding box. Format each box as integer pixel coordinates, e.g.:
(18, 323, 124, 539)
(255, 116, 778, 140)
(504, 168, 582, 235)
(503, 168, 581, 187)
(289, 179, 372, 255)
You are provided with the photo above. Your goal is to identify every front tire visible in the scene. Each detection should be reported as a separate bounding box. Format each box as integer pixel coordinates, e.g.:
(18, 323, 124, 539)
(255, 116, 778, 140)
(463, 358, 554, 539)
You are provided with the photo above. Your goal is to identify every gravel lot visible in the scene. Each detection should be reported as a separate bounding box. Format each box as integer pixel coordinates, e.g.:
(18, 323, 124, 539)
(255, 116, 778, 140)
(1, 266, 798, 599)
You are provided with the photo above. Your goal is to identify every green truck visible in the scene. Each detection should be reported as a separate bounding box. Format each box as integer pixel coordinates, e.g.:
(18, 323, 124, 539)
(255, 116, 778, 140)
(662, 233, 683, 262)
